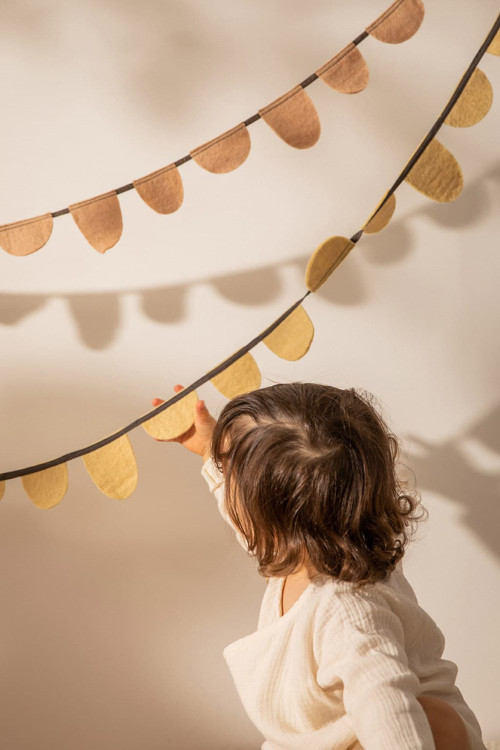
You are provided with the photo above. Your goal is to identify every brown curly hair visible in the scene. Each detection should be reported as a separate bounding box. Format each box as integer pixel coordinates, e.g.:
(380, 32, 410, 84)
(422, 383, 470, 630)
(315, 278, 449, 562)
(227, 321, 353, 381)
(211, 382, 425, 586)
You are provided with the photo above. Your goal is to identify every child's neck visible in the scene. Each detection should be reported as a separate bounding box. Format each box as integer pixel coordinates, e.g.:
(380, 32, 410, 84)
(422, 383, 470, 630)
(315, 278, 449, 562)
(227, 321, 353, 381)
(280, 564, 318, 616)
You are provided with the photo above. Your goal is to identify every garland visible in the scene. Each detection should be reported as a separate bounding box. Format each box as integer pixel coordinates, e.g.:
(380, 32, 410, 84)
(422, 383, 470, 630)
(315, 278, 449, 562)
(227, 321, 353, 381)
(0, 12, 499, 509)
(0, 0, 425, 258)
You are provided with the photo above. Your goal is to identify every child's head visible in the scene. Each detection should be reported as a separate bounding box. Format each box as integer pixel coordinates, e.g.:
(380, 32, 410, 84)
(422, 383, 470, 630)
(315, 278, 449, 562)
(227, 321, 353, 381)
(211, 382, 423, 586)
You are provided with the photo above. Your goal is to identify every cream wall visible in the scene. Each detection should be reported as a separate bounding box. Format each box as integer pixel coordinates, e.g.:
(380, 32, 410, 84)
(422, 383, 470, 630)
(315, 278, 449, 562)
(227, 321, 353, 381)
(1, 1, 499, 747)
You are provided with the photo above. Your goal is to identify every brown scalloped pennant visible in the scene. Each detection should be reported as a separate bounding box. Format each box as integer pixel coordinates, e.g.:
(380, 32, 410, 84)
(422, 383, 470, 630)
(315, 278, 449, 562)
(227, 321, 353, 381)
(0, 481, 4, 501)
(305, 236, 355, 292)
(367, 0, 425, 44)
(211, 353, 261, 399)
(444, 69, 493, 128)
(263, 305, 314, 361)
(22, 464, 68, 510)
(0, 213, 53, 257)
(405, 139, 463, 202)
(487, 29, 500, 55)
(259, 86, 321, 149)
(363, 194, 397, 234)
(69, 191, 123, 253)
(316, 43, 370, 94)
(191, 124, 251, 174)
(133, 164, 184, 214)
(142, 389, 199, 440)
(83, 435, 137, 499)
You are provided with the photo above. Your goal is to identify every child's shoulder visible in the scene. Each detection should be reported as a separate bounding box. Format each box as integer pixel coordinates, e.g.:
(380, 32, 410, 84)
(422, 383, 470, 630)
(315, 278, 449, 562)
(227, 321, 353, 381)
(311, 562, 419, 631)
(311, 564, 446, 667)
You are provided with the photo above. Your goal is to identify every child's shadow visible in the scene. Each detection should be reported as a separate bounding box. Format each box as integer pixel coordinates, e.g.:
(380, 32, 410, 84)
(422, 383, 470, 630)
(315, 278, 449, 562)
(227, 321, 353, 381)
(407, 404, 500, 560)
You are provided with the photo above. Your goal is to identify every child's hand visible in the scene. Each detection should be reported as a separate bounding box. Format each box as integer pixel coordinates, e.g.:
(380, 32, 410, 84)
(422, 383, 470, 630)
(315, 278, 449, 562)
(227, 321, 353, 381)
(151, 385, 216, 462)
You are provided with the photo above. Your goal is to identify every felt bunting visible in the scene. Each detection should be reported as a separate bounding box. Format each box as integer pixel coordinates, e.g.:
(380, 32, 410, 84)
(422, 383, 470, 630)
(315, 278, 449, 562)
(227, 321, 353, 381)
(133, 164, 184, 214)
(444, 69, 493, 127)
(263, 305, 314, 361)
(83, 435, 138, 499)
(0, 294, 311, 490)
(305, 236, 356, 292)
(366, 0, 425, 44)
(259, 86, 321, 149)
(0, 0, 428, 258)
(69, 191, 123, 253)
(316, 44, 370, 94)
(488, 29, 500, 55)
(191, 124, 251, 174)
(0, 481, 4, 501)
(3, 11, 500, 504)
(0, 213, 53, 256)
(363, 194, 397, 234)
(405, 139, 463, 202)
(22, 464, 68, 510)
(142, 389, 199, 440)
(211, 353, 261, 399)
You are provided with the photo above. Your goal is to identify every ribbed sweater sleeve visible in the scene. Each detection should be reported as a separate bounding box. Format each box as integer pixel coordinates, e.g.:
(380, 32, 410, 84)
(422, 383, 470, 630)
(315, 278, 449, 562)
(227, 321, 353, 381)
(317, 590, 436, 750)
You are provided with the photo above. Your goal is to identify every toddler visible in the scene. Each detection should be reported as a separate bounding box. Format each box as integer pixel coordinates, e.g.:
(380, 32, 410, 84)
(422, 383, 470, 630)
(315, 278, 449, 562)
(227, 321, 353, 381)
(154, 382, 486, 750)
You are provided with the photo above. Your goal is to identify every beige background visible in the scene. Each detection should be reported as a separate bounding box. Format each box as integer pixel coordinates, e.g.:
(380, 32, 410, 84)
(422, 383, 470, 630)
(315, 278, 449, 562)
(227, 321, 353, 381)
(1, 0, 500, 747)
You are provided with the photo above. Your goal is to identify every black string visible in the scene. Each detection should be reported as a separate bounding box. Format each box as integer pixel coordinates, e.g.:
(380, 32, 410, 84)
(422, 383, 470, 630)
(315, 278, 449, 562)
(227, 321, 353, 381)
(0, 291, 311, 481)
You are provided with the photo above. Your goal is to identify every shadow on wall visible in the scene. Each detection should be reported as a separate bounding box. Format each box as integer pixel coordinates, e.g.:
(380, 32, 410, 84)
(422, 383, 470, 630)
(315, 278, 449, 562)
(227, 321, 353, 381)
(407, 402, 500, 560)
(1, 162, 499, 349)
(2, 0, 336, 124)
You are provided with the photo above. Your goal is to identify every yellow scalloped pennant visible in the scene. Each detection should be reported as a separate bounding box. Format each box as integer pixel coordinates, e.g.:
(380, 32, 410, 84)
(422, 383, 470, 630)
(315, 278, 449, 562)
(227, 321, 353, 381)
(0, 213, 53, 257)
(363, 194, 397, 234)
(405, 139, 463, 202)
(487, 29, 500, 56)
(316, 43, 370, 94)
(367, 0, 425, 44)
(259, 86, 321, 149)
(444, 69, 493, 128)
(22, 464, 68, 510)
(142, 389, 199, 440)
(134, 164, 184, 214)
(69, 191, 123, 253)
(191, 124, 251, 174)
(211, 353, 261, 399)
(305, 236, 356, 292)
(263, 306, 314, 361)
(83, 435, 137, 499)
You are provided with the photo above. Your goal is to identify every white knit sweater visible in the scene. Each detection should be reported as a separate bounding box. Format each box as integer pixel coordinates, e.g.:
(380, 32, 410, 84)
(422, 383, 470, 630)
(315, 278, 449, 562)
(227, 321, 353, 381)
(202, 458, 486, 750)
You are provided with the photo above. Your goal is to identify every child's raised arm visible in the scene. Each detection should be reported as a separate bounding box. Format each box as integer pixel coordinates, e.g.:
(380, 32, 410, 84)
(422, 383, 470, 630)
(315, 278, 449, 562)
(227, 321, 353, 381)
(152, 388, 249, 548)
(152, 384, 216, 462)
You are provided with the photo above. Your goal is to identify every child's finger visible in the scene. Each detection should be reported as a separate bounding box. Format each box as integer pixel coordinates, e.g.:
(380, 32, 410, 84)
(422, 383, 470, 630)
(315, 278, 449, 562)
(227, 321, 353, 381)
(152, 385, 183, 408)
(153, 387, 213, 436)
(195, 400, 212, 420)
(175, 386, 212, 420)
